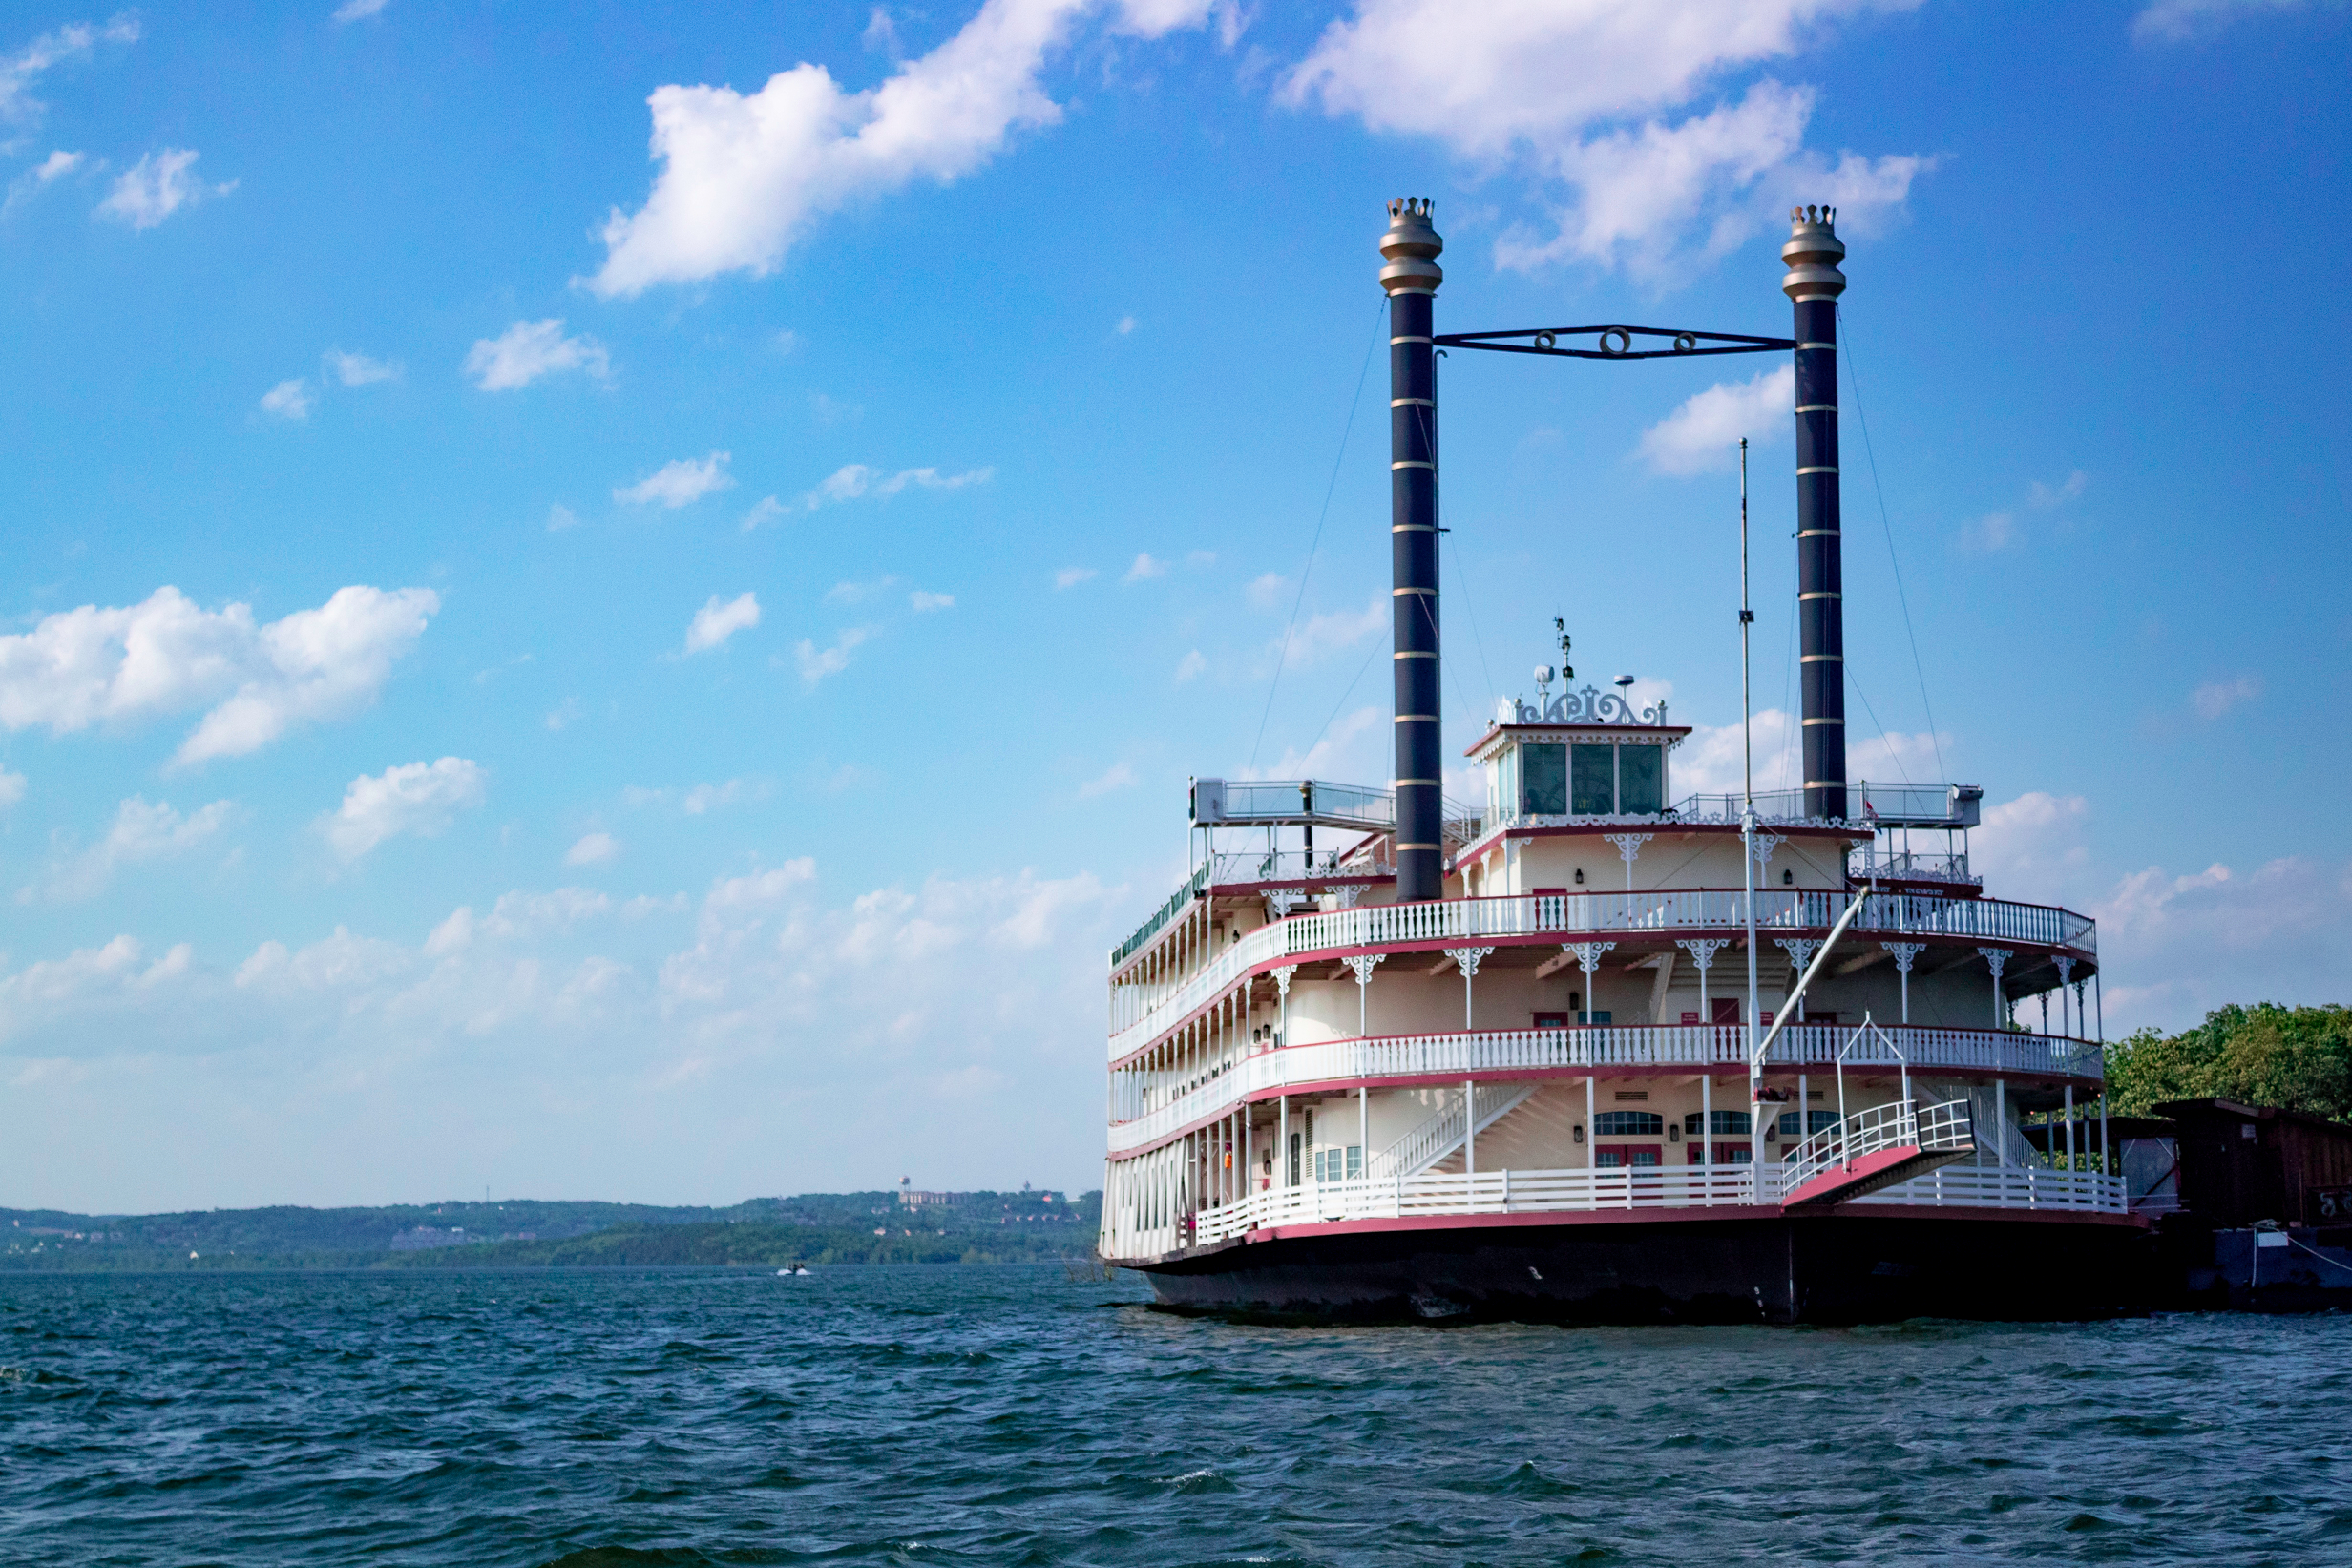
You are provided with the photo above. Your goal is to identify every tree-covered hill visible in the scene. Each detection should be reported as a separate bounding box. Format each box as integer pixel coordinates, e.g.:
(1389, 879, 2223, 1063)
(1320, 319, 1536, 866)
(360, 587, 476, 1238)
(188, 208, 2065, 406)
(2, 1188, 1100, 1271)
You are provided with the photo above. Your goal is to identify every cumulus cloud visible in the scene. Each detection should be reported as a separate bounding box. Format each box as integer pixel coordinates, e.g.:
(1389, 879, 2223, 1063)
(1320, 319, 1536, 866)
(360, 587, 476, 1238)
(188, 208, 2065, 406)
(684, 591, 761, 653)
(547, 503, 580, 532)
(1636, 364, 1791, 474)
(740, 495, 788, 532)
(1123, 553, 1167, 583)
(1966, 470, 2085, 550)
(1054, 566, 1097, 589)
(585, 0, 1226, 296)
(1173, 649, 1206, 683)
(2190, 676, 2260, 721)
(0, 584, 437, 765)
(97, 148, 234, 230)
(617, 451, 734, 509)
(325, 349, 400, 386)
(334, 0, 393, 21)
(565, 831, 620, 867)
(3, 149, 87, 216)
(259, 379, 312, 421)
(1274, 596, 1385, 669)
(326, 758, 486, 860)
(464, 319, 612, 391)
(1285, 1, 1926, 278)
(1, 14, 141, 127)
(909, 590, 954, 612)
(1079, 762, 1137, 798)
(30, 796, 233, 902)
(794, 627, 872, 686)
(0, 768, 23, 807)
(2133, 0, 2316, 42)
(798, 463, 992, 512)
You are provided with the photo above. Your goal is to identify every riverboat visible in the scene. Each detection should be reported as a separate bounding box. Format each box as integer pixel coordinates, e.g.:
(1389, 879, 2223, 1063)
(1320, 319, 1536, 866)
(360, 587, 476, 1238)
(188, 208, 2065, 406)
(1094, 200, 2149, 1323)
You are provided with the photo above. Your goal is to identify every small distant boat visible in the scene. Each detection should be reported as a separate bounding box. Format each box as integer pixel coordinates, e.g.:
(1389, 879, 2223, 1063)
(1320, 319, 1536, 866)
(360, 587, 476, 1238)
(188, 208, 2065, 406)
(775, 1265, 809, 1276)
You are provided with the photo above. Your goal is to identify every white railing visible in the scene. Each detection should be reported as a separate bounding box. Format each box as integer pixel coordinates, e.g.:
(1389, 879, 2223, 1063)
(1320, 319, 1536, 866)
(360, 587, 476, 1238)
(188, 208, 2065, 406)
(1780, 1098, 1973, 1197)
(1107, 1160, 2130, 1260)
(1108, 888, 2096, 1059)
(1106, 1024, 2103, 1156)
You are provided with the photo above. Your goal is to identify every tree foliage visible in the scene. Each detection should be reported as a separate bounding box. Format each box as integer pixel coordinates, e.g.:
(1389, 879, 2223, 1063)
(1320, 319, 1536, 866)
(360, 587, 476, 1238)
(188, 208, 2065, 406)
(2105, 1003, 2352, 1121)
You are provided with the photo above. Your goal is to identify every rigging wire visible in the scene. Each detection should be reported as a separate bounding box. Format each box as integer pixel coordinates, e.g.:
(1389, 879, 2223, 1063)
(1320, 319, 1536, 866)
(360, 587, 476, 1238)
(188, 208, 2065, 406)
(1248, 296, 1387, 775)
(1838, 303, 1948, 785)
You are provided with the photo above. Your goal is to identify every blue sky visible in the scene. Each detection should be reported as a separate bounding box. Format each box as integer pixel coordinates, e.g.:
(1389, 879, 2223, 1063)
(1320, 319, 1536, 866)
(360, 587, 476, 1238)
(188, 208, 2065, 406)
(1, 0, 2346, 1211)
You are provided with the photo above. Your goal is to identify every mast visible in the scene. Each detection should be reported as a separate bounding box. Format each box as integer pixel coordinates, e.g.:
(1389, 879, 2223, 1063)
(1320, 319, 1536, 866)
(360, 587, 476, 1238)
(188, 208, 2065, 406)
(1380, 199, 1444, 905)
(1740, 437, 1761, 1174)
(1785, 206, 1849, 823)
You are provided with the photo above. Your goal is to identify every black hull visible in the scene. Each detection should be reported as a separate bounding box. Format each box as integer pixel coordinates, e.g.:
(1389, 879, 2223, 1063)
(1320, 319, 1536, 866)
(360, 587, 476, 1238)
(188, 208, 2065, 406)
(1136, 1212, 2152, 1325)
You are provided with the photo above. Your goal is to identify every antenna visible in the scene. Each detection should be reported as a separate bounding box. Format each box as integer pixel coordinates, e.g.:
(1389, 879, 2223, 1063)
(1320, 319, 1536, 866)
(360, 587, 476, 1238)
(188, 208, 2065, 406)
(1553, 616, 1573, 681)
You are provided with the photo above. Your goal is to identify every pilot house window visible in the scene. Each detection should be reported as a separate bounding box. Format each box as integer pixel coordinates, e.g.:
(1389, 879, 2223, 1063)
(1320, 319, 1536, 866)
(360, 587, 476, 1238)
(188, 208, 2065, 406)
(1520, 741, 1670, 816)
(1522, 744, 1567, 815)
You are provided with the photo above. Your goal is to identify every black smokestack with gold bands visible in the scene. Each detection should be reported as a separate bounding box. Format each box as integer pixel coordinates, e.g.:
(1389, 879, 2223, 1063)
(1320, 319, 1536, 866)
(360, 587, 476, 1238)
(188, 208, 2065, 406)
(1784, 205, 1848, 823)
(1381, 199, 1443, 903)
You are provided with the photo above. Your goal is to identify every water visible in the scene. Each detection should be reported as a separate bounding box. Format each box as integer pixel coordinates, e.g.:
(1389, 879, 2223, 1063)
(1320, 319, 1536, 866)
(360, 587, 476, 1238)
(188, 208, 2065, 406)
(3, 1266, 2348, 1566)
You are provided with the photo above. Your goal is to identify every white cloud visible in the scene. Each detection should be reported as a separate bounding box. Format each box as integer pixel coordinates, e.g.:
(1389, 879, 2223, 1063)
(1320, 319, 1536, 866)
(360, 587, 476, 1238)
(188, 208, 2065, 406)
(31, 796, 233, 902)
(1965, 470, 2086, 551)
(565, 831, 620, 867)
(1636, 363, 1791, 475)
(547, 503, 579, 532)
(0, 768, 23, 807)
(1285, 1, 1925, 277)
(259, 378, 313, 421)
(1054, 566, 1097, 589)
(1248, 704, 1386, 783)
(97, 148, 233, 230)
(741, 495, 788, 532)
(2, 148, 86, 216)
(683, 779, 752, 814)
(1123, 552, 1167, 583)
(325, 349, 400, 386)
(1116, 314, 1138, 334)
(1173, 649, 1207, 683)
(585, 0, 1225, 296)
(1276, 596, 1385, 668)
(2133, 0, 2314, 42)
(684, 591, 761, 653)
(798, 463, 992, 512)
(464, 319, 612, 391)
(2190, 676, 2260, 721)
(1, 14, 140, 127)
(616, 451, 734, 509)
(0, 584, 437, 765)
(1245, 571, 1287, 609)
(334, 0, 393, 21)
(326, 758, 486, 861)
(825, 576, 900, 605)
(909, 590, 954, 612)
(1670, 706, 1801, 796)
(795, 627, 872, 685)
(1079, 762, 1137, 798)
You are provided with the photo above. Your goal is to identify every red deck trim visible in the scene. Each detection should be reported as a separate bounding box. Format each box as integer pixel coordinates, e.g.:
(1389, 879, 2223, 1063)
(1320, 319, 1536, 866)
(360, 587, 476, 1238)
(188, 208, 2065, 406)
(1233, 1201, 2148, 1245)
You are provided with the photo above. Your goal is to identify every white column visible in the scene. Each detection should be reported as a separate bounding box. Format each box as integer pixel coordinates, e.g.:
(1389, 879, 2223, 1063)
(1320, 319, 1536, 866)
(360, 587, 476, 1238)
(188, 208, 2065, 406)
(1464, 1078, 1477, 1176)
(1774, 938, 1821, 1022)
(1272, 964, 1297, 1048)
(1585, 1075, 1596, 1177)
(1564, 941, 1616, 1023)
(1994, 1077, 2006, 1169)
(1278, 1095, 1289, 1190)
(1979, 948, 2012, 1028)
(1605, 831, 1651, 895)
(1445, 946, 1494, 1031)
(2065, 1084, 2075, 1173)
(1882, 942, 1924, 1025)
(1359, 1085, 1368, 1177)
(1677, 937, 1727, 1035)
(1702, 1074, 1712, 1167)
(1344, 954, 1386, 1037)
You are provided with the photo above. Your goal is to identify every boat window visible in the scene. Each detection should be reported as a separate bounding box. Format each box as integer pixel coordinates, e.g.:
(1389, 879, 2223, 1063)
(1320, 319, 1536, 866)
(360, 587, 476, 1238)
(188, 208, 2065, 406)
(1595, 1148, 1625, 1169)
(1811, 1111, 1838, 1134)
(1685, 1110, 1753, 1134)
(1594, 1111, 1663, 1136)
(1618, 744, 1663, 814)
(1311, 1146, 1362, 1182)
(1570, 744, 1615, 814)
(1628, 1148, 1661, 1167)
(1522, 743, 1566, 814)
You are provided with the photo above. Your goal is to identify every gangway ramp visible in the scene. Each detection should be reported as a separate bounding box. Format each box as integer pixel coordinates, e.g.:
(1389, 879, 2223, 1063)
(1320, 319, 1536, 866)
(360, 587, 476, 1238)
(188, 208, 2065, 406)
(1779, 1099, 1975, 1207)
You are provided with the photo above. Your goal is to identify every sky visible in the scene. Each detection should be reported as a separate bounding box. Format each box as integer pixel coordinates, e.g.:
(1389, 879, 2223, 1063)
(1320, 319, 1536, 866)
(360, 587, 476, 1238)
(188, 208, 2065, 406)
(1, 0, 2347, 1213)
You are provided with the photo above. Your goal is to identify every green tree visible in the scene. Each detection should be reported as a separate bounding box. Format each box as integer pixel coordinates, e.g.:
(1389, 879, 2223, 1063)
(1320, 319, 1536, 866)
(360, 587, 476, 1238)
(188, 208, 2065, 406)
(2105, 1003, 2352, 1120)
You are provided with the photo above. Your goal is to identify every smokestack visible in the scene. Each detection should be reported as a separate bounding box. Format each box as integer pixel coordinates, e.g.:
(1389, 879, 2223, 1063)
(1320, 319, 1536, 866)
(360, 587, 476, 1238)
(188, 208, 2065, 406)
(1381, 199, 1443, 903)
(1783, 205, 1847, 822)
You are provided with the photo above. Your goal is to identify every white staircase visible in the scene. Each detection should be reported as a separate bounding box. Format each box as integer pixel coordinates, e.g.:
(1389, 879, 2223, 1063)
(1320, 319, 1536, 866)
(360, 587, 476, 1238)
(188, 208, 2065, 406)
(1367, 1081, 1538, 1180)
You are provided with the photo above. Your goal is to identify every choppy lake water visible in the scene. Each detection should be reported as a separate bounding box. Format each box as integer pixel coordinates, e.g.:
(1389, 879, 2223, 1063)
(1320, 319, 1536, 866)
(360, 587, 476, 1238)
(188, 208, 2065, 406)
(2, 1265, 2347, 1565)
